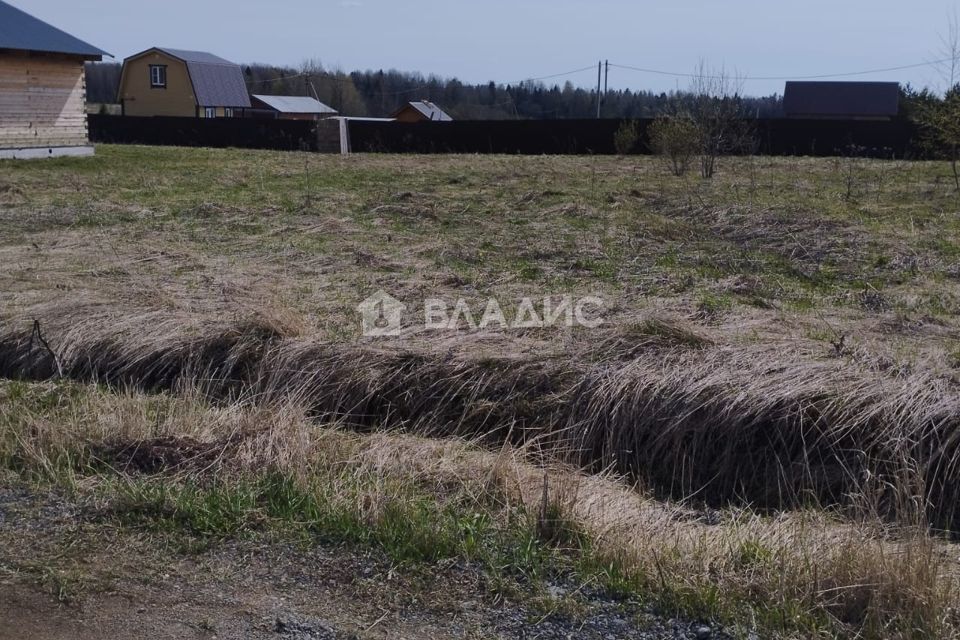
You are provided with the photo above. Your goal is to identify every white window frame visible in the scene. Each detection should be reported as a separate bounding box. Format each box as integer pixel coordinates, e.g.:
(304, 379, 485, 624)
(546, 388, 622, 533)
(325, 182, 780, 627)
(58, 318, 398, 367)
(204, 107, 217, 118)
(224, 107, 234, 118)
(149, 65, 166, 88)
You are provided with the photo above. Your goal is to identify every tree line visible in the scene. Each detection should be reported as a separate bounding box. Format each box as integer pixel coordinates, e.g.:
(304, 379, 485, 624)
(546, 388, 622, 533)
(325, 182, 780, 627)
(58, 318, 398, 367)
(84, 58, 959, 152)
(85, 60, 785, 119)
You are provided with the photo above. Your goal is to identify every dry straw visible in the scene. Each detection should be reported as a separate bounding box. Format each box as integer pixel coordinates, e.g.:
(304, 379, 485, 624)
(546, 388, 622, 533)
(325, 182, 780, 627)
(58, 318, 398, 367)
(2, 303, 958, 531)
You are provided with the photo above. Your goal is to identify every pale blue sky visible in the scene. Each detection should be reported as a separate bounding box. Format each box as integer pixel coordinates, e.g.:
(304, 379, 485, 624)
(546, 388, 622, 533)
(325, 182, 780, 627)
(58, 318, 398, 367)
(18, 0, 960, 95)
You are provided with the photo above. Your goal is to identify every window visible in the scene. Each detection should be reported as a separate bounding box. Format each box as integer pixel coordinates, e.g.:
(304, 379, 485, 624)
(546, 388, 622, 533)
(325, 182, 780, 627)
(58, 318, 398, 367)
(149, 65, 166, 88)
(204, 107, 216, 118)
(224, 108, 234, 118)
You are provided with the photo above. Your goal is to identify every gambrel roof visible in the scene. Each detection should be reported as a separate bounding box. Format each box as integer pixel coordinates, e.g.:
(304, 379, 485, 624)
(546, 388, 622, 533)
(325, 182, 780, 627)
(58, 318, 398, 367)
(126, 47, 251, 108)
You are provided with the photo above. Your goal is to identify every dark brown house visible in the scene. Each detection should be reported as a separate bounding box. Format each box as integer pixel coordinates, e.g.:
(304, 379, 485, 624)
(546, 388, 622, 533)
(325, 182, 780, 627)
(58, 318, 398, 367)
(392, 100, 452, 123)
(783, 81, 900, 120)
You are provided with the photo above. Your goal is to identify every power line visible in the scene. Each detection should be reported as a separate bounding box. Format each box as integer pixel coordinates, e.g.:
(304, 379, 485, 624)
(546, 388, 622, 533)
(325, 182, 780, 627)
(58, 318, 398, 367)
(506, 64, 597, 85)
(242, 54, 956, 103)
(245, 71, 310, 86)
(609, 56, 960, 82)
(361, 84, 431, 97)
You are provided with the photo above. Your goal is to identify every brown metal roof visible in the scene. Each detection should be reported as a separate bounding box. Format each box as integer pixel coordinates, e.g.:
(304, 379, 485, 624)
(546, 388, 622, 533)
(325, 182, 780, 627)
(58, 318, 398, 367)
(783, 81, 900, 118)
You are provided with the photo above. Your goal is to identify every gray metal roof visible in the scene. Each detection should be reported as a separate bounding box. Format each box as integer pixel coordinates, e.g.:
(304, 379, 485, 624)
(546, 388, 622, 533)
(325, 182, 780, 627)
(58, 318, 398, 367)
(411, 100, 453, 121)
(252, 94, 337, 114)
(783, 81, 900, 118)
(156, 48, 236, 66)
(0, 0, 109, 59)
(130, 47, 251, 108)
(397, 100, 453, 121)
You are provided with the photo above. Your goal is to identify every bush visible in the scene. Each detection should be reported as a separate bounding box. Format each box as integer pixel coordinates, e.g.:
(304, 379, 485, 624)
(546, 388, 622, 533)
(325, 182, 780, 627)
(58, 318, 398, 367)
(648, 116, 698, 176)
(613, 121, 641, 155)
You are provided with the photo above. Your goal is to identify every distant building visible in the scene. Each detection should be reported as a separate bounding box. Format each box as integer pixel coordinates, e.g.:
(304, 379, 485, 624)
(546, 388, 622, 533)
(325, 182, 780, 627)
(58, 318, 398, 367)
(783, 81, 900, 120)
(250, 94, 338, 120)
(0, 0, 109, 158)
(117, 47, 251, 118)
(391, 100, 453, 123)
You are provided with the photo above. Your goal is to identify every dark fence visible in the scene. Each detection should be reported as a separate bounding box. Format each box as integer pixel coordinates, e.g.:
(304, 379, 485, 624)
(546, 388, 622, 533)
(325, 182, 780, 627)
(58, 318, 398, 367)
(89, 114, 926, 159)
(755, 118, 919, 158)
(349, 117, 924, 158)
(88, 114, 321, 151)
(350, 119, 631, 155)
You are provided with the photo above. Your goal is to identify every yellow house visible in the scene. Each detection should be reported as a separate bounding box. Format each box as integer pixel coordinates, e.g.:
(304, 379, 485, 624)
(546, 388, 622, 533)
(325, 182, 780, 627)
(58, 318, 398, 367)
(118, 47, 251, 118)
(0, 0, 109, 159)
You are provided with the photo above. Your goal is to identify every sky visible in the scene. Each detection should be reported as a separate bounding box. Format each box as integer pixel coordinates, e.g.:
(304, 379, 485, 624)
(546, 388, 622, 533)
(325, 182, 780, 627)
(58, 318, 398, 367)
(17, 0, 960, 96)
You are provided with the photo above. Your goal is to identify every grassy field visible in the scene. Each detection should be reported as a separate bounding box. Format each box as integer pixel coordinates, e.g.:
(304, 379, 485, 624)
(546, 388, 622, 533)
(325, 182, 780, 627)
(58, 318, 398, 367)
(3, 145, 960, 638)
(3, 146, 960, 344)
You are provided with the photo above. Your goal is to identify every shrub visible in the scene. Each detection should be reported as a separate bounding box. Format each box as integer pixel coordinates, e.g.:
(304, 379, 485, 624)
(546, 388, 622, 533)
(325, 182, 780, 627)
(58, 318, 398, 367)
(648, 115, 698, 176)
(916, 88, 960, 189)
(613, 121, 641, 155)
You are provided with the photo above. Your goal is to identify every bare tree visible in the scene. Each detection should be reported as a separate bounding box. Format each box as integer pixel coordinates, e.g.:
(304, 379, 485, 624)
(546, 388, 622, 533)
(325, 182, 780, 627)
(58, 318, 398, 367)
(687, 60, 750, 179)
(926, 12, 960, 189)
(935, 11, 960, 90)
(296, 59, 368, 117)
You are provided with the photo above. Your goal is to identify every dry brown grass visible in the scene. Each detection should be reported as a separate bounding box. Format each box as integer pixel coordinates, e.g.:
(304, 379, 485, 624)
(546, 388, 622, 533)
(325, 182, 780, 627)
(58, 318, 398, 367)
(1, 378, 958, 638)
(2, 303, 960, 534)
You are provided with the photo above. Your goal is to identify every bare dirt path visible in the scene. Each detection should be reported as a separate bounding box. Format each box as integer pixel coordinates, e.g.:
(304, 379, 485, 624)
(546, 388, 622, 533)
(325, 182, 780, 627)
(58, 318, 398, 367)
(0, 485, 720, 640)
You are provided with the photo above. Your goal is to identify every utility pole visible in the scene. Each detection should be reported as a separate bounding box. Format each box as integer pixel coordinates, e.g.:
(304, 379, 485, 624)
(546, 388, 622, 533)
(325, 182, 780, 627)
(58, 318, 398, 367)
(596, 61, 602, 118)
(604, 60, 609, 117)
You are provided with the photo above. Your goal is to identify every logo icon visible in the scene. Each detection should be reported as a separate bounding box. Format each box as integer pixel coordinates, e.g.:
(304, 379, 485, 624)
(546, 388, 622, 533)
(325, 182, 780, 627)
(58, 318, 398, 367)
(358, 290, 406, 337)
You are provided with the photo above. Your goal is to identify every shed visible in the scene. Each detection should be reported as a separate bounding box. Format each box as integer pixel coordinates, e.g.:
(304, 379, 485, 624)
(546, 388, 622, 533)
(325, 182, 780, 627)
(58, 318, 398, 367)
(0, 0, 109, 158)
(783, 81, 900, 120)
(118, 47, 251, 118)
(250, 94, 338, 120)
(391, 100, 452, 123)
